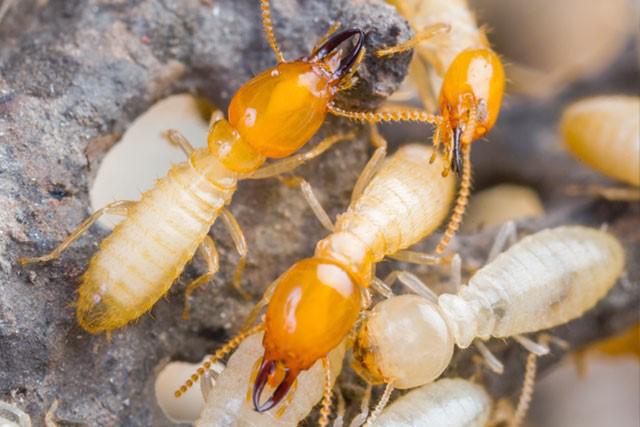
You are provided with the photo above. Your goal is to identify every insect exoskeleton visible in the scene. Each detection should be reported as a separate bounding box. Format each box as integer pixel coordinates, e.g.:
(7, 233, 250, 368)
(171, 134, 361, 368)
(374, 378, 492, 427)
(461, 184, 544, 233)
(561, 95, 640, 187)
(334, 0, 506, 256)
(19, 0, 437, 334)
(194, 333, 345, 426)
(174, 144, 456, 421)
(351, 225, 624, 420)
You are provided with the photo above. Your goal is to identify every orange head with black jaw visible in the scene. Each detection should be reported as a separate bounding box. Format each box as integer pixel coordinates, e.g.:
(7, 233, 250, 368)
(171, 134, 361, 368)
(252, 258, 362, 412)
(228, 28, 366, 159)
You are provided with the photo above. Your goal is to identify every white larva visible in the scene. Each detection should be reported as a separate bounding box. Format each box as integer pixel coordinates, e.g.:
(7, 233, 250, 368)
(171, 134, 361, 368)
(561, 95, 640, 186)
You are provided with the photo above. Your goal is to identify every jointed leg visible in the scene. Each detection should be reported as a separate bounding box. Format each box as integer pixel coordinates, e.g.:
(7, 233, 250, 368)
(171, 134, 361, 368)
(259, 0, 285, 63)
(370, 277, 394, 299)
(221, 208, 251, 301)
(182, 235, 219, 320)
(350, 126, 388, 204)
(248, 132, 355, 179)
(163, 129, 195, 157)
(350, 384, 373, 427)
(487, 221, 518, 263)
(242, 279, 277, 330)
(474, 340, 504, 374)
(375, 23, 451, 57)
(513, 335, 549, 356)
(388, 249, 442, 265)
(279, 176, 335, 232)
(19, 200, 135, 265)
(383, 270, 438, 302)
(450, 253, 462, 292)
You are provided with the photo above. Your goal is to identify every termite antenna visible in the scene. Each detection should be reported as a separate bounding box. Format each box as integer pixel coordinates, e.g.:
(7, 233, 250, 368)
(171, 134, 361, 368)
(512, 352, 539, 427)
(363, 382, 395, 427)
(318, 357, 333, 427)
(435, 143, 472, 254)
(174, 324, 264, 398)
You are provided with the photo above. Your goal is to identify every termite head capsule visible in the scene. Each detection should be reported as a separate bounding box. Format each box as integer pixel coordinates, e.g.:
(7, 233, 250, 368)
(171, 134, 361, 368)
(228, 29, 366, 159)
(352, 294, 454, 389)
(252, 258, 362, 412)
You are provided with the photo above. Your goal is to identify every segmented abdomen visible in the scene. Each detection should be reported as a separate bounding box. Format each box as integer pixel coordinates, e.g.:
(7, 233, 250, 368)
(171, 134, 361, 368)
(440, 226, 624, 346)
(561, 96, 640, 186)
(335, 144, 455, 261)
(375, 378, 491, 427)
(77, 157, 236, 333)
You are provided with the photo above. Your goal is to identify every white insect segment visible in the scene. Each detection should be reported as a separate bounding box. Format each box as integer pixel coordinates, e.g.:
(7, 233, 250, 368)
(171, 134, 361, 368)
(561, 95, 640, 186)
(373, 378, 491, 427)
(353, 226, 624, 396)
(195, 333, 345, 427)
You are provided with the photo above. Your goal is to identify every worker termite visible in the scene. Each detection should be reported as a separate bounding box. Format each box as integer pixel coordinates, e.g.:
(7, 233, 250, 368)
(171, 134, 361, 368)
(174, 143, 456, 422)
(17, 0, 431, 334)
(194, 333, 345, 426)
(331, 0, 506, 255)
(0, 401, 31, 427)
(561, 95, 640, 200)
(350, 224, 624, 423)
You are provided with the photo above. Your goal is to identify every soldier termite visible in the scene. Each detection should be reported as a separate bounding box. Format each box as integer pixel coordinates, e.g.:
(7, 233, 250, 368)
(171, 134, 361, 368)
(350, 224, 624, 424)
(18, 0, 433, 334)
(331, 0, 506, 256)
(174, 143, 456, 422)
(561, 96, 640, 200)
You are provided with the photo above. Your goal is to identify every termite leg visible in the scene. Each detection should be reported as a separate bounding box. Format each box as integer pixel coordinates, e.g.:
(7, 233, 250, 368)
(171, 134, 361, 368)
(375, 23, 451, 57)
(248, 132, 355, 179)
(350, 384, 373, 427)
(334, 386, 346, 427)
(200, 368, 215, 402)
(475, 340, 504, 374)
(241, 279, 277, 330)
(383, 270, 438, 303)
(44, 399, 59, 427)
(259, 0, 285, 63)
(18, 200, 135, 265)
(565, 184, 640, 201)
(350, 126, 388, 204)
(182, 235, 220, 320)
(513, 335, 549, 356)
(279, 177, 335, 232)
(450, 253, 462, 292)
(318, 357, 333, 427)
(363, 382, 394, 427)
(388, 249, 442, 265)
(0, 400, 32, 427)
(162, 129, 195, 157)
(220, 208, 252, 301)
(487, 221, 518, 263)
(370, 277, 394, 299)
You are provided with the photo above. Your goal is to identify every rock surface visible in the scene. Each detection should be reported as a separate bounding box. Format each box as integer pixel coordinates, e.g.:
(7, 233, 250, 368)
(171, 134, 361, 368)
(0, 0, 638, 426)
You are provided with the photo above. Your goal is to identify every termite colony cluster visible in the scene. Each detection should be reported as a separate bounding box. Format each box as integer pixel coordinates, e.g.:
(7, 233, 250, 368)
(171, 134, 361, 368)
(4, 0, 638, 426)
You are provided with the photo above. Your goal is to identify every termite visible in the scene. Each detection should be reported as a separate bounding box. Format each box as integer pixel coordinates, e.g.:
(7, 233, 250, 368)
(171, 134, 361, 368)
(561, 95, 640, 200)
(174, 143, 456, 422)
(18, 0, 432, 334)
(194, 332, 345, 426)
(0, 401, 31, 427)
(351, 224, 624, 423)
(331, 0, 506, 255)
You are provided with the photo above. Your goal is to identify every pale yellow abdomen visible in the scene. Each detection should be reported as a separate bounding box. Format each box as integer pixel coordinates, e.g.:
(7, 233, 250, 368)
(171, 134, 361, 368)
(562, 96, 640, 186)
(77, 156, 236, 333)
(335, 144, 456, 261)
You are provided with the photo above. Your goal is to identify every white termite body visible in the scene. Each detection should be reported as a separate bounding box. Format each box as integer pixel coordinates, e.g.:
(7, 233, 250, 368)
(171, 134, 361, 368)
(353, 226, 624, 389)
(561, 95, 640, 186)
(195, 333, 345, 427)
(373, 378, 491, 427)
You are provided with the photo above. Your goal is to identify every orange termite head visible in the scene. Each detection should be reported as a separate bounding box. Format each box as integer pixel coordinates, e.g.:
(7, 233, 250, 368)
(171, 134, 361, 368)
(252, 258, 362, 412)
(438, 48, 505, 173)
(228, 29, 366, 159)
